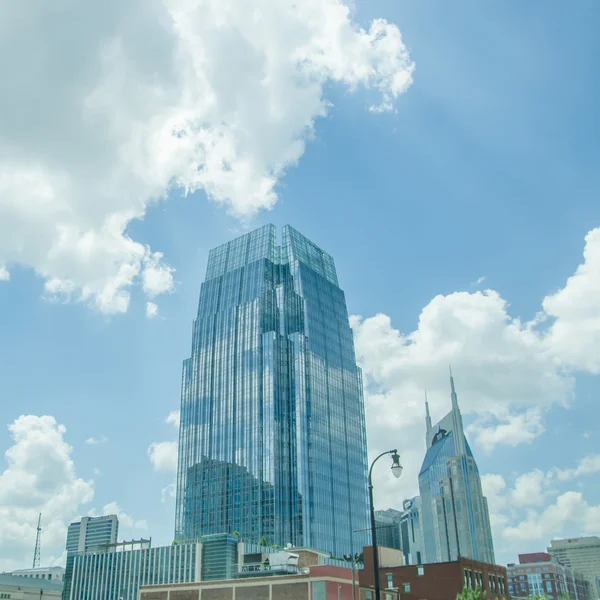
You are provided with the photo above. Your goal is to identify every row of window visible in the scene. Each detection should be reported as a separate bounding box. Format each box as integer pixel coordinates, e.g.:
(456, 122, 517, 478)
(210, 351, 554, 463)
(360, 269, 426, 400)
(464, 569, 506, 595)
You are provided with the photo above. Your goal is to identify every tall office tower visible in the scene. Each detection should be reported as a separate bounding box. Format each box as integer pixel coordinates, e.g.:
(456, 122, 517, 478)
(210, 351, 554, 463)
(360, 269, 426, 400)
(548, 537, 600, 600)
(65, 515, 118, 553)
(399, 497, 425, 566)
(418, 373, 495, 565)
(374, 509, 402, 551)
(174, 224, 369, 556)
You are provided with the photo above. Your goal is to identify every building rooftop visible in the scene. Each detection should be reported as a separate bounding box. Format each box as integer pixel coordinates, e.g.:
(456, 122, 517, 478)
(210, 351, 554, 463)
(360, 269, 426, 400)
(0, 573, 64, 590)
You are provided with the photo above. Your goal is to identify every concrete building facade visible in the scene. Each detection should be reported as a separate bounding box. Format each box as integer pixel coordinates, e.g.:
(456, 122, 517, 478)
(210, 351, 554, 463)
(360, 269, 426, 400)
(11, 566, 65, 582)
(549, 538, 600, 600)
(66, 515, 119, 553)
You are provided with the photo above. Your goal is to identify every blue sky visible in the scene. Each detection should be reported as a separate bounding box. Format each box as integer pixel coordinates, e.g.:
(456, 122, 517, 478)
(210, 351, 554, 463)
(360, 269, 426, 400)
(0, 0, 599, 570)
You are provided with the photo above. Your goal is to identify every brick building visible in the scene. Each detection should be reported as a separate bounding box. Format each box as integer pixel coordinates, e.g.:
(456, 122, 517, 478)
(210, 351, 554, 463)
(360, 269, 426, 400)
(139, 565, 362, 600)
(507, 552, 590, 600)
(359, 546, 508, 600)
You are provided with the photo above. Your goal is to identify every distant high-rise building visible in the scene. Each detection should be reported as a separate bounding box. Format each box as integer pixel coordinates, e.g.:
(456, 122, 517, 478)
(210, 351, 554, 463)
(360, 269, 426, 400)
(374, 509, 402, 551)
(418, 374, 495, 564)
(63, 515, 119, 600)
(399, 497, 425, 566)
(548, 537, 600, 600)
(65, 515, 118, 553)
(174, 224, 370, 557)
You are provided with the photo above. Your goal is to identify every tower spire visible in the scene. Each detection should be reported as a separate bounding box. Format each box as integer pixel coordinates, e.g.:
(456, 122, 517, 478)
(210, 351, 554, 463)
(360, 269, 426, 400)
(449, 365, 459, 408)
(33, 513, 41, 569)
(425, 390, 433, 436)
(448, 367, 467, 456)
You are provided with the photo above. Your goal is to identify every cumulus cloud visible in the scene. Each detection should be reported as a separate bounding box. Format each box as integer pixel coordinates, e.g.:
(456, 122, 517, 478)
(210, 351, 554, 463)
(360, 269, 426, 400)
(0, 416, 94, 570)
(166, 410, 180, 428)
(0, 265, 9, 281)
(146, 302, 159, 319)
(510, 469, 549, 508)
(554, 454, 600, 481)
(503, 492, 600, 544)
(543, 227, 600, 373)
(101, 501, 148, 531)
(0, 0, 413, 314)
(147, 441, 178, 472)
(481, 451, 600, 559)
(85, 436, 108, 445)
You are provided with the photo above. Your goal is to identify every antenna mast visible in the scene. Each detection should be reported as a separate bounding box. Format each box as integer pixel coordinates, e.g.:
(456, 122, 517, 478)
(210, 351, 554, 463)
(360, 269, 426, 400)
(33, 513, 42, 568)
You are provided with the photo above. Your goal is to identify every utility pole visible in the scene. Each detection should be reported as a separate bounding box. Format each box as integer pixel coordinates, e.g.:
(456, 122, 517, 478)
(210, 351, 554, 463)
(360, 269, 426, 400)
(33, 513, 42, 569)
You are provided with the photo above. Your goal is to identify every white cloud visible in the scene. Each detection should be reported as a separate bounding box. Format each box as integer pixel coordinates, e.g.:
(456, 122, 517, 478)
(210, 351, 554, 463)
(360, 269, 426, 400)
(161, 483, 177, 503)
(101, 501, 148, 531)
(147, 441, 178, 472)
(554, 454, 600, 481)
(467, 408, 545, 453)
(0, 265, 8, 281)
(503, 492, 600, 544)
(510, 469, 548, 508)
(166, 411, 180, 428)
(543, 227, 600, 373)
(0, 416, 94, 570)
(0, 0, 413, 314)
(146, 302, 159, 319)
(85, 436, 108, 445)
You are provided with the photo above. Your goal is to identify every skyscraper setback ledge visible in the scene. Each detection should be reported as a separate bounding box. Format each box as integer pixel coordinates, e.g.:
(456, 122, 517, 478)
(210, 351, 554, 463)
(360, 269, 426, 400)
(175, 224, 369, 557)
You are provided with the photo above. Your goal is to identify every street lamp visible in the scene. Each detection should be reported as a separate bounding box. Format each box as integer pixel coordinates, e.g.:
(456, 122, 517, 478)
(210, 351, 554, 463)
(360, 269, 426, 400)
(343, 552, 362, 600)
(369, 449, 402, 600)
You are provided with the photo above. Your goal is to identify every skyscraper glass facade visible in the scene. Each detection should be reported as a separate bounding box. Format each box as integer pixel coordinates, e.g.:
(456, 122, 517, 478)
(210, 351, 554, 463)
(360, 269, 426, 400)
(174, 224, 369, 557)
(418, 374, 495, 565)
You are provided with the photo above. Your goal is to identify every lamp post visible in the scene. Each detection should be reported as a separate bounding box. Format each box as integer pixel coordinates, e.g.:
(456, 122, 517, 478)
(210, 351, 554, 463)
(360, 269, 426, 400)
(369, 449, 403, 600)
(343, 552, 362, 600)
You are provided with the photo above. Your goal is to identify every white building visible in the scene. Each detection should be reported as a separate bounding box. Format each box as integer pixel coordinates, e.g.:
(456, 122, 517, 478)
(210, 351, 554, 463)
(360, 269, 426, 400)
(66, 515, 118, 553)
(548, 537, 600, 600)
(11, 566, 65, 582)
(0, 573, 63, 598)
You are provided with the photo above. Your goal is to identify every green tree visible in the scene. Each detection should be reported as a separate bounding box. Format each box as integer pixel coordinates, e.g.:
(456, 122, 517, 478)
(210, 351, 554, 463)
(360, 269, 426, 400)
(233, 531, 240, 538)
(456, 587, 487, 600)
(259, 536, 268, 547)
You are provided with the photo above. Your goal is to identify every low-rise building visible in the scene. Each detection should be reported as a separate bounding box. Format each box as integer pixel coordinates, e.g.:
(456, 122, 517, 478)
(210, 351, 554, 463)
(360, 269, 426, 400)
(11, 566, 65, 582)
(139, 565, 363, 600)
(507, 552, 590, 600)
(0, 573, 63, 599)
(359, 546, 508, 600)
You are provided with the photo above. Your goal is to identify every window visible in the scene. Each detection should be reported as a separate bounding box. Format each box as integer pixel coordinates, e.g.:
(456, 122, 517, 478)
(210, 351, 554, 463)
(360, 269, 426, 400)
(386, 574, 394, 589)
(403, 584, 411, 593)
(417, 567, 424, 576)
(546, 582, 552, 593)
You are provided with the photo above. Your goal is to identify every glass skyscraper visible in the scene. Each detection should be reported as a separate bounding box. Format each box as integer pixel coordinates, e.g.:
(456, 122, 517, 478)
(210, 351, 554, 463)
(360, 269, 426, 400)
(418, 373, 495, 565)
(174, 224, 369, 557)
